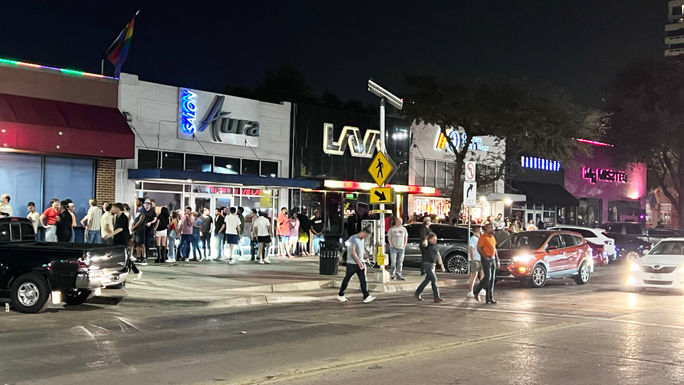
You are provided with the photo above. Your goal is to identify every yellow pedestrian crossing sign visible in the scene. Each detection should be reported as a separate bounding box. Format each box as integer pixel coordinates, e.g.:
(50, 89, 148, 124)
(368, 151, 395, 187)
(370, 187, 393, 204)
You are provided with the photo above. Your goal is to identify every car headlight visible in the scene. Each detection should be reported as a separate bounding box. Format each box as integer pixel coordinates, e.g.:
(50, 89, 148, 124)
(630, 262, 640, 272)
(513, 254, 534, 263)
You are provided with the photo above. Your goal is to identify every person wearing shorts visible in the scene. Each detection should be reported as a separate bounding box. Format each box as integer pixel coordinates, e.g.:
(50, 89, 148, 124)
(252, 211, 272, 264)
(467, 225, 485, 298)
(276, 207, 290, 257)
(224, 207, 241, 264)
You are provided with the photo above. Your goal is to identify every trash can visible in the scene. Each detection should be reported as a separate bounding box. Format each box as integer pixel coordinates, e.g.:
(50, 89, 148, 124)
(319, 242, 339, 275)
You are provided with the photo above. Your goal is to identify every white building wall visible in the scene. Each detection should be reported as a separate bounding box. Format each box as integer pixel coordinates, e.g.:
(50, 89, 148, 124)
(115, 73, 291, 209)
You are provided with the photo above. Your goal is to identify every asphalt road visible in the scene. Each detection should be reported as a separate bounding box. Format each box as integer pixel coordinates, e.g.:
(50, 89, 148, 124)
(1, 264, 683, 385)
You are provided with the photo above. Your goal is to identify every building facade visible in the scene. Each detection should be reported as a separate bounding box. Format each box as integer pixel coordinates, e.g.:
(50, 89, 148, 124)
(666, 0, 684, 56)
(116, 73, 316, 221)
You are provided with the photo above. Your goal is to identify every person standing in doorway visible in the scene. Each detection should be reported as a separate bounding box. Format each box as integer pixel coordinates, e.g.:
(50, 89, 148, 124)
(190, 211, 203, 261)
(0, 194, 13, 217)
(276, 207, 290, 257)
(252, 211, 273, 264)
(466, 225, 485, 298)
(178, 206, 195, 262)
(81, 199, 102, 244)
(27, 202, 41, 240)
(199, 208, 213, 259)
(154, 207, 170, 263)
(244, 208, 257, 261)
(100, 203, 114, 245)
(224, 207, 241, 264)
(415, 232, 445, 303)
(56, 200, 72, 242)
(167, 211, 179, 261)
(387, 217, 408, 280)
(337, 227, 376, 304)
(40, 199, 60, 242)
(310, 209, 324, 256)
(214, 208, 226, 261)
(288, 211, 300, 257)
(474, 223, 498, 304)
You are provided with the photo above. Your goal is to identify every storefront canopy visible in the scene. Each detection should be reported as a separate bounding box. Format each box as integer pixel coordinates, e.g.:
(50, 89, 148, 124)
(129, 168, 321, 189)
(0, 93, 134, 158)
(511, 181, 579, 207)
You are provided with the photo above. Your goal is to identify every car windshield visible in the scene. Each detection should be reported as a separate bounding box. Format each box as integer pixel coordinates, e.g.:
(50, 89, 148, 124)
(498, 233, 548, 250)
(649, 241, 684, 255)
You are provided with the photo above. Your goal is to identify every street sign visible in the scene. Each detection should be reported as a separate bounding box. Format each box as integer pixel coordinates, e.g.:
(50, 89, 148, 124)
(370, 209, 393, 215)
(368, 151, 395, 187)
(370, 187, 393, 204)
(463, 181, 477, 207)
(464, 161, 477, 182)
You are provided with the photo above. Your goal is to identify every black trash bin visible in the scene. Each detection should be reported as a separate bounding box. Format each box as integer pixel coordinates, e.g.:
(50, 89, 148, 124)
(319, 242, 339, 275)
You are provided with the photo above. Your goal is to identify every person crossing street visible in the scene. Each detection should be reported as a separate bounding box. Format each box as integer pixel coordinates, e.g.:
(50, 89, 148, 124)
(474, 223, 498, 304)
(337, 227, 375, 304)
(414, 232, 445, 303)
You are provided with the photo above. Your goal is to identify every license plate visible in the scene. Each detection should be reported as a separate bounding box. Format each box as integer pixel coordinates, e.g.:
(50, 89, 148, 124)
(651, 274, 662, 280)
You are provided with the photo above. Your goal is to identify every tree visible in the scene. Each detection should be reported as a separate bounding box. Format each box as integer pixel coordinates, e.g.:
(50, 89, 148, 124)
(402, 75, 590, 219)
(603, 58, 684, 227)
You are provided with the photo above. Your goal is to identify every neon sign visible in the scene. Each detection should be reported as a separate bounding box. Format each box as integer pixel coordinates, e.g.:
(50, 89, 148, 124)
(521, 156, 561, 171)
(180, 88, 198, 134)
(198, 95, 259, 142)
(434, 129, 489, 153)
(582, 167, 627, 184)
(322, 123, 381, 158)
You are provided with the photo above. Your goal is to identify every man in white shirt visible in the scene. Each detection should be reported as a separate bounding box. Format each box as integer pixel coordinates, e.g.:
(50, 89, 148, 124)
(252, 211, 273, 264)
(0, 194, 13, 217)
(81, 199, 103, 244)
(387, 217, 408, 280)
(26, 202, 41, 240)
(101, 204, 114, 245)
(466, 225, 485, 298)
(224, 207, 242, 264)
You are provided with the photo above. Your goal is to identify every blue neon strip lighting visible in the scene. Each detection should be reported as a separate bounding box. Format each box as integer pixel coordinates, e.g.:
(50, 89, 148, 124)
(180, 88, 198, 134)
(521, 156, 560, 171)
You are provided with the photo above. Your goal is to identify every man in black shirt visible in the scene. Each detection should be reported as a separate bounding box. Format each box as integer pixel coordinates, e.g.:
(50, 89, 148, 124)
(214, 208, 226, 261)
(199, 208, 213, 258)
(310, 209, 324, 256)
(414, 232, 445, 303)
(298, 207, 311, 256)
(109, 203, 130, 246)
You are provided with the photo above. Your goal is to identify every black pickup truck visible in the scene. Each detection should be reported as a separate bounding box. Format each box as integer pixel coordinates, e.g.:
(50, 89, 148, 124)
(0, 217, 129, 313)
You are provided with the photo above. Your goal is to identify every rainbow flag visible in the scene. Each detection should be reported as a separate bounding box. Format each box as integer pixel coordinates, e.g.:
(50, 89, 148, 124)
(105, 11, 138, 77)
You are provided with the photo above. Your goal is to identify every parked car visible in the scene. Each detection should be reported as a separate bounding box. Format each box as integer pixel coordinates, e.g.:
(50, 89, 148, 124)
(603, 232, 651, 262)
(599, 222, 648, 242)
(549, 225, 616, 262)
(646, 228, 680, 244)
(496, 231, 594, 288)
(0, 217, 129, 313)
(626, 238, 684, 292)
(404, 224, 469, 274)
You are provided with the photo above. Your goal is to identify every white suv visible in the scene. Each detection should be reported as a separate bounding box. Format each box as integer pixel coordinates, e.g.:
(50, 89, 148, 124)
(549, 225, 617, 261)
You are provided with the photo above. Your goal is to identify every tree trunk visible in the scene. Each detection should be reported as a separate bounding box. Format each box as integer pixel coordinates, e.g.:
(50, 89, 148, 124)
(449, 161, 463, 220)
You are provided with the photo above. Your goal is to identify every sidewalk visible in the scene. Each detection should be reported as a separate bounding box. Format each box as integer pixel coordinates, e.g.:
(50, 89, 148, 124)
(102, 256, 469, 309)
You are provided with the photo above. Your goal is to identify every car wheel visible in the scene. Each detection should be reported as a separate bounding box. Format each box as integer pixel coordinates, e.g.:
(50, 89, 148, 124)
(445, 253, 468, 274)
(10, 273, 50, 313)
(529, 264, 547, 288)
(64, 290, 92, 306)
(623, 251, 641, 263)
(574, 262, 591, 285)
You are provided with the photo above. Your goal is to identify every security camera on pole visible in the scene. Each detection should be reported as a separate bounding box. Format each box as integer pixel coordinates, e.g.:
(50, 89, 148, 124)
(368, 80, 403, 281)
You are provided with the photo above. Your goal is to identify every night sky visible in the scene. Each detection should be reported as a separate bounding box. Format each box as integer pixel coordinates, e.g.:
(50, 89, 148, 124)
(0, 1, 666, 106)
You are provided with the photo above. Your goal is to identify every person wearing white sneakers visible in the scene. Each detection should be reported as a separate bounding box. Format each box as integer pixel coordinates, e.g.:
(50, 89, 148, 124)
(224, 207, 241, 264)
(252, 211, 273, 264)
(337, 227, 375, 304)
(466, 225, 485, 299)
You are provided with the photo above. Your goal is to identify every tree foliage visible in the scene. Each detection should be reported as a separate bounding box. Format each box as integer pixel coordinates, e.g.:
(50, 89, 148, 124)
(603, 58, 684, 222)
(402, 74, 590, 218)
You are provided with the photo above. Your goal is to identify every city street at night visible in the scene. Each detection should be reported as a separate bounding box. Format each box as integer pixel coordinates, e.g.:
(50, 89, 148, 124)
(1, 262, 682, 385)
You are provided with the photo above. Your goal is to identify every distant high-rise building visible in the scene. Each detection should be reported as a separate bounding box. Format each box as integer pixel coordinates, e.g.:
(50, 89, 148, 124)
(665, 1, 684, 56)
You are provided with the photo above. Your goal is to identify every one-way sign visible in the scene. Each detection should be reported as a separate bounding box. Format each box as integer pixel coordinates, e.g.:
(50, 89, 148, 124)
(369, 187, 393, 204)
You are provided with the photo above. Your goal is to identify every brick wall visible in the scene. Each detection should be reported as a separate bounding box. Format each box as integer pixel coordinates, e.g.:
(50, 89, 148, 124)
(95, 159, 116, 204)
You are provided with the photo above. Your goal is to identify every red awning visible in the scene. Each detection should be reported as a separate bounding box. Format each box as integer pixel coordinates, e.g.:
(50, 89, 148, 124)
(0, 93, 134, 158)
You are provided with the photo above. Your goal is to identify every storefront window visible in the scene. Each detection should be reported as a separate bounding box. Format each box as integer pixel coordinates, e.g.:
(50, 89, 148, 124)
(137, 149, 160, 169)
(0, 153, 42, 217)
(214, 157, 240, 174)
(44, 156, 95, 219)
(141, 192, 182, 212)
(414, 159, 425, 185)
(425, 161, 435, 187)
(185, 154, 213, 173)
(242, 159, 260, 175)
(162, 151, 184, 170)
(260, 161, 278, 177)
(436, 162, 446, 189)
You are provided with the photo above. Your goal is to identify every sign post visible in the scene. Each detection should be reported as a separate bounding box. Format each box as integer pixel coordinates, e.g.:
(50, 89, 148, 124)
(464, 161, 477, 275)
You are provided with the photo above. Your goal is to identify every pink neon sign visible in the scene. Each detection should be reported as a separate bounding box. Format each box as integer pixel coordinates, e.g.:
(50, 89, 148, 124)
(582, 167, 627, 184)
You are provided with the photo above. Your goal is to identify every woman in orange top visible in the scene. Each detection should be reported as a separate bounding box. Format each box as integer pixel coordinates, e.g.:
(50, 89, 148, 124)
(276, 207, 291, 257)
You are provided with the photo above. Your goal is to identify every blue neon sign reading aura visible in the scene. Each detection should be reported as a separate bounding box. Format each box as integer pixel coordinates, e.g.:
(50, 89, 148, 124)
(180, 89, 198, 134)
(521, 156, 561, 171)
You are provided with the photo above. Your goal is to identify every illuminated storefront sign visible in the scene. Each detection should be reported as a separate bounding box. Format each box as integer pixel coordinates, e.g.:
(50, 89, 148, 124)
(434, 129, 489, 153)
(198, 95, 260, 143)
(179, 89, 198, 135)
(582, 167, 627, 184)
(322, 123, 381, 158)
(521, 156, 561, 171)
(323, 180, 437, 194)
